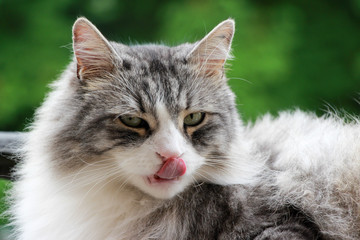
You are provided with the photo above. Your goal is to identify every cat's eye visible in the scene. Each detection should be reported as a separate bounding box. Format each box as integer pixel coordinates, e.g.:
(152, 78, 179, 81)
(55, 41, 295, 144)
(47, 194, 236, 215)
(119, 115, 146, 128)
(184, 112, 205, 127)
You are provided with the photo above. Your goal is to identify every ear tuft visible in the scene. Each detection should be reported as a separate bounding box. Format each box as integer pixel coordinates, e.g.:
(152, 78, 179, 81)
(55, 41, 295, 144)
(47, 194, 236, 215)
(72, 17, 117, 80)
(188, 19, 235, 78)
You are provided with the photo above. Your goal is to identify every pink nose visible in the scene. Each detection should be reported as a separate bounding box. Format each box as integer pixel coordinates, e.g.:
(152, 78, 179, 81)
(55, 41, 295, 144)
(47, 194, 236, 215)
(155, 157, 187, 179)
(157, 151, 181, 161)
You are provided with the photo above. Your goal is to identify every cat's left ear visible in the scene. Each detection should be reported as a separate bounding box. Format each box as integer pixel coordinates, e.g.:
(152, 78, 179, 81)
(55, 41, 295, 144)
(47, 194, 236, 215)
(72, 17, 119, 81)
(188, 19, 234, 78)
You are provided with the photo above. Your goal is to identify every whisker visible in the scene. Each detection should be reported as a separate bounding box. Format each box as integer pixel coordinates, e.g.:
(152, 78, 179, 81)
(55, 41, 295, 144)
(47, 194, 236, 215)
(229, 77, 253, 84)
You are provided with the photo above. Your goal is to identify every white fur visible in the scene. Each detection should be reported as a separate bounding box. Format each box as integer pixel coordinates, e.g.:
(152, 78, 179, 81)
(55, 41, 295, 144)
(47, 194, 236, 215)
(109, 102, 206, 199)
(10, 106, 360, 239)
(8, 18, 360, 239)
(246, 110, 360, 239)
(8, 84, 261, 240)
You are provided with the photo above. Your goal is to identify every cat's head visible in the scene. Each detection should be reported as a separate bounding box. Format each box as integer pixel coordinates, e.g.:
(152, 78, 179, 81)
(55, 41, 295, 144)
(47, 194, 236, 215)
(40, 18, 257, 199)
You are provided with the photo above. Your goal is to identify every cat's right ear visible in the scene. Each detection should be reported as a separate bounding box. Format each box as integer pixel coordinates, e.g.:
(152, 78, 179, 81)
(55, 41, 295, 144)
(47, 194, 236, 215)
(72, 17, 119, 81)
(187, 19, 235, 79)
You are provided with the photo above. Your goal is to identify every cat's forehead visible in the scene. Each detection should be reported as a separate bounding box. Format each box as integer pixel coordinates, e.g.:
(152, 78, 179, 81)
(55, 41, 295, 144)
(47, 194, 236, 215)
(107, 44, 195, 115)
(95, 42, 231, 119)
(112, 43, 193, 64)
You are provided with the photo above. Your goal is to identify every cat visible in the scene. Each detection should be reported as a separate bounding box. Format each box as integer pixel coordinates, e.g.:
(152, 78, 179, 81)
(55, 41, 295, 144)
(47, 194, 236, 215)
(8, 17, 360, 240)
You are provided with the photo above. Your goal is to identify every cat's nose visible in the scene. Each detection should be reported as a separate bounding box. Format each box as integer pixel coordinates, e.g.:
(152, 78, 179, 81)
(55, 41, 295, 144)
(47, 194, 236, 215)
(156, 151, 182, 161)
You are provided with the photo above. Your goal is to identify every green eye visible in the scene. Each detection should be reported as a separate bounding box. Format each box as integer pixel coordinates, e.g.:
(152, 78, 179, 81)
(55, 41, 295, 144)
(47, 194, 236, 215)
(184, 112, 205, 127)
(119, 115, 144, 128)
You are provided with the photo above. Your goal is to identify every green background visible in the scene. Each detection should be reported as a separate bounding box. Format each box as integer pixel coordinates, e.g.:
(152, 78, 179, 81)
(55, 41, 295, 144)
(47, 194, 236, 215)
(1, 0, 359, 132)
(0, 0, 359, 237)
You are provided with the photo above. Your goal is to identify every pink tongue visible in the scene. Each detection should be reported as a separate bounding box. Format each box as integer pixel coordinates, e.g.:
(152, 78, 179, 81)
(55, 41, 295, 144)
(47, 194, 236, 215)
(155, 157, 186, 180)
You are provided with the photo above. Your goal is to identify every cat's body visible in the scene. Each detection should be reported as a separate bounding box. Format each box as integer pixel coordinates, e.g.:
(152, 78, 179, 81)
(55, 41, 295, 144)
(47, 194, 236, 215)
(8, 18, 360, 240)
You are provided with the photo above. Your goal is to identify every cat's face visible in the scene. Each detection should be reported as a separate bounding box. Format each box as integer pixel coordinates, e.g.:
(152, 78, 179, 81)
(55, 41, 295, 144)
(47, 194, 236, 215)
(49, 18, 239, 199)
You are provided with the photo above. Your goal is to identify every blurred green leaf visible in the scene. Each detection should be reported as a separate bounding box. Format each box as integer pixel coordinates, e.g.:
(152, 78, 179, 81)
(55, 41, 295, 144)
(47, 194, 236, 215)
(0, 179, 11, 226)
(0, 0, 359, 129)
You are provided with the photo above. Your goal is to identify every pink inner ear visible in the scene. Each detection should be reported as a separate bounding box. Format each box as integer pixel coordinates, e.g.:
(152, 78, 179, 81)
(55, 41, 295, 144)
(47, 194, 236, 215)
(199, 59, 225, 77)
(73, 24, 96, 75)
(74, 23, 94, 43)
(72, 19, 115, 80)
(188, 20, 234, 78)
(73, 25, 86, 43)
(73, 24, 98, 59)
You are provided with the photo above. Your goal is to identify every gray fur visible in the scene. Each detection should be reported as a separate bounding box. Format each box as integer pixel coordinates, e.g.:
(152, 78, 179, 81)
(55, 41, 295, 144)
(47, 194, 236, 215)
(130, 182, 322, 239)
(47, 41, 237, 170)
(8, 18, 360, 240)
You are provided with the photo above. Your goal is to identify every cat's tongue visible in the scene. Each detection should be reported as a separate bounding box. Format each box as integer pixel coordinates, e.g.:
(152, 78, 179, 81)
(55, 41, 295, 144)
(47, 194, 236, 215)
(155, 157, 186, 180)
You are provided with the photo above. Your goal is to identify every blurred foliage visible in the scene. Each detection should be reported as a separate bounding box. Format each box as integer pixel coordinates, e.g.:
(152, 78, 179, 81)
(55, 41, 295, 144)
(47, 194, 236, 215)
(0, 179, 11, 225)
(0, 0, 360, 130)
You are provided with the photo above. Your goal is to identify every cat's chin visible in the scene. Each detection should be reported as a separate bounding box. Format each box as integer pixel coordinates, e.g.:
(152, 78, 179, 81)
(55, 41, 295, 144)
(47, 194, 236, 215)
(132, 175, 190, 199)
(147, 175, 180, 184)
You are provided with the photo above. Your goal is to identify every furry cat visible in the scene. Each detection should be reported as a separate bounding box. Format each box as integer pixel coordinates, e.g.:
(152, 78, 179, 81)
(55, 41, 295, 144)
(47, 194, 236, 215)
(8, 18, 360, 239)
